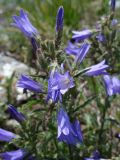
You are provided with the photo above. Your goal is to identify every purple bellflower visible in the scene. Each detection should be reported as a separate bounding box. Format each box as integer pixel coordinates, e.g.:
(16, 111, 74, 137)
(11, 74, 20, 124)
(84, 150, 101, 160)
(0, 149, 27, 160)
(65, 42, 90, 64)
(65, 41, 80, 56)
(75, 42, 90, 63)
(57, 107, 83, 145)
(12, 9, 38, 38)
(8, 104, 26, 123)
(72, 29, 92, 41)
(103, 75, 120, 96)
(84, 60, 109, 76)
(17, 74, 43, 93)
(47, 71, 74, 103)
(56, 6, 64, 32)
(52, 71, 75, 95)
(47, 71, 62, 103)
(0, 128, 16, 142)
(111, 0, 116, 11)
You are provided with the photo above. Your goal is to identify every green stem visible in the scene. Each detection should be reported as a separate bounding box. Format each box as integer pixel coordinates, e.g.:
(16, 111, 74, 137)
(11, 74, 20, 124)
(98, 104, 107, 144)
(98, 97, 110, 145)
(69, 145, 73, 160)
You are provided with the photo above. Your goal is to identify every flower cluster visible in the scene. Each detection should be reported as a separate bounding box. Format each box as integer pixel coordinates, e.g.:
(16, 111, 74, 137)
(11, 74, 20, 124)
(2, 0, 119, 159)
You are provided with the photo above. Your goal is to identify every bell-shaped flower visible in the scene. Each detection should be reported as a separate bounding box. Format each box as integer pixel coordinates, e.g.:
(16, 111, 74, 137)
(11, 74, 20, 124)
(65, 41, 80, 56)
(65, 42, 90, 64)
(0, 128, 16, 142)
(0, 149, 25, 160)
(103, 75, 120, 96)
(47, 71, 62, 103)
(0, 149, 35, 160)
(17, 74, 43, 93)
(72, 29, 92, 41)
(47, 71, 74, 103)
(8, 104, 26, 123)
(84, 60, 109, 76)
(57, 107, 83, 145)
(12, 9, 38, 38)
(52, 71, 75, 95)
(56, 6, 64, 32)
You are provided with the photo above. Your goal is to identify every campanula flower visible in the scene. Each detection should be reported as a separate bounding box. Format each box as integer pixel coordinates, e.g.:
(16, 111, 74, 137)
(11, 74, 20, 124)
(0, 149, 27, 160)
(47, 71, 62, 103)
(0, 150, 36, 160)
(57, 107, 83, 145)
(110, 0, 116, 11)
(0, 128, 16, 142)
(12, 9, 38, 38)
(8, 104, 26, 123)
(72, 29, 92, 41)
(75, 42, 90, 63)
(56, 6, 64, 32)
(17, 74, 43, 93)
(65, 42, 90, 64)
(103, 75, 120, 96)
(84, 150, 101, 160)
(52, 71, 75, 95)
(47, 71, 74, 103)
(65, 41, 80, 56)
(84, 60, 109, 76)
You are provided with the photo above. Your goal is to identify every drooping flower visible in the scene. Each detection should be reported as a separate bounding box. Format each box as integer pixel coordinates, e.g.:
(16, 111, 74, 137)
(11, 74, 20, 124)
(0, 149, 27, 160)
(84, 60, 109, 76)
(0, 149, 36, 160)
(8, 104, 26, 123)
(57, 107, 83, 145)
(52, 71, 75, 95)
(56, 6, 64, 32)
(84, 150, 101, 160)
(72, 29, 92, 41)
(110, 0, 116, 11)
(0, 128, 16, 142)
(17, 74, 43, 93)
(47, 71, 74, 103)
(12, 9, 38, 38)
(47, 71, 62, 103)
(65, 42, 90, 64)
(103, 75, 120, 96)
(65, 41, 80, 56)
(75, 42, 90, 63)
